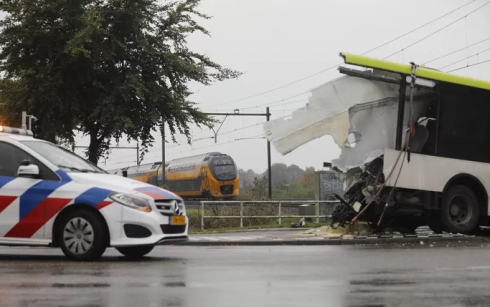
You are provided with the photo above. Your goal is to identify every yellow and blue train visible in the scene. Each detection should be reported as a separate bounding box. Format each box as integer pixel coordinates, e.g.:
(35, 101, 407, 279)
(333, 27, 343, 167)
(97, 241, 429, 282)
(109, 152, 239, 200)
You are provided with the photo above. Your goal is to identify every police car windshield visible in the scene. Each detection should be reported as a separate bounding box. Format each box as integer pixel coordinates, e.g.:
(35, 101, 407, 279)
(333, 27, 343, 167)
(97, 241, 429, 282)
(21, 141, 105, 174)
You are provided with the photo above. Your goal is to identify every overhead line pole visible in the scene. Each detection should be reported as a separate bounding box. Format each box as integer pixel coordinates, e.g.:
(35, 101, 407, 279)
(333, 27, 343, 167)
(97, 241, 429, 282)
(161, 124, 166, 188)
(197, 108, 273, 199)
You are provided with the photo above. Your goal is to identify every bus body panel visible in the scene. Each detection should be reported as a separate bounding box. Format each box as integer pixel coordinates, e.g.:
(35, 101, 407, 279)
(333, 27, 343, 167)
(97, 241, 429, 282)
(383, 148, 490, 215)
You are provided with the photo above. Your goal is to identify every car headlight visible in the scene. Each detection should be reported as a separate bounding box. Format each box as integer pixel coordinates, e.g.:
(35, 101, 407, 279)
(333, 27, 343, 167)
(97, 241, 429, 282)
(109, 193, 152, 212)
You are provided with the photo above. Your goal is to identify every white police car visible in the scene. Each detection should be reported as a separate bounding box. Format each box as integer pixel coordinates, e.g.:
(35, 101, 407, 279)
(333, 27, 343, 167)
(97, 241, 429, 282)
(0, 126, 188, 260)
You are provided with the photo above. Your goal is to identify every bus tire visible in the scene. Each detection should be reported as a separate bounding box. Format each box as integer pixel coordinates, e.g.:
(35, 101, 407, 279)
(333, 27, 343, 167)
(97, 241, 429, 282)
(440, 185, 480, 234)
(59, 209, 108, 261)
(116, 245, 154, 258)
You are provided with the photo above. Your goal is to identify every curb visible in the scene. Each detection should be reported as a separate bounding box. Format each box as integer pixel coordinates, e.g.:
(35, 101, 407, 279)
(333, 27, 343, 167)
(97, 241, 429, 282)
(180, 236, 487, 246)
(189, 228, 307, 235)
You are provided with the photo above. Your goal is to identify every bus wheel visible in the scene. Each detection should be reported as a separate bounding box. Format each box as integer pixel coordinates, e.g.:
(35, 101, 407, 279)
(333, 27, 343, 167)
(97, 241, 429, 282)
(441, 185, 480, 234)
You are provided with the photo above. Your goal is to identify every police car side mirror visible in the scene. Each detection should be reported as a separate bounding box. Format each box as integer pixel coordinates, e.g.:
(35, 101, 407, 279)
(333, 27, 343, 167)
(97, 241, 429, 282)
(18, 160, 41, 179)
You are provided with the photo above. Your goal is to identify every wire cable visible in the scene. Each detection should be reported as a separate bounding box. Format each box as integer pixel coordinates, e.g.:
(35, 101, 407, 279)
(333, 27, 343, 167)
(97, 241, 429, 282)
(383, 0, 490, 60)
(438, 46, 490, 70)
(203, 0, 479, 109)
(423, 36, 490, 65)
(446, 58, 490, 73)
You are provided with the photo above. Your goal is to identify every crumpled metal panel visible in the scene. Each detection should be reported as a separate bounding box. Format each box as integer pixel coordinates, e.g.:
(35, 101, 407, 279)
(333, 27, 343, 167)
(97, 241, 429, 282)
(263, 75, 400, 155)
(264, 74, 430, 171)
(332, 96, 429, 172)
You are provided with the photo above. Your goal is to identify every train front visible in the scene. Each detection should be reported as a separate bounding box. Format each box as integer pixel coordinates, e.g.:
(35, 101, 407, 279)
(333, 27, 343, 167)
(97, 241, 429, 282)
(208, 155, 239, 199)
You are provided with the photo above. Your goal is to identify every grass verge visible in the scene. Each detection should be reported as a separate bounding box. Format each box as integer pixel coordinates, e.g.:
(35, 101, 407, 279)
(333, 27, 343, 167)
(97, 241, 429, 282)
(189, 222, 331, 234)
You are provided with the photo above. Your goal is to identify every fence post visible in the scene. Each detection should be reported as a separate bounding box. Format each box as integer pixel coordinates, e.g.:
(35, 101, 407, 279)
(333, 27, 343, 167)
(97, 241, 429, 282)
(315, 201, 320, 223)
(240, 202, 244, 228)
(278, 202, 282, 225)
(201, 201, 204, 230)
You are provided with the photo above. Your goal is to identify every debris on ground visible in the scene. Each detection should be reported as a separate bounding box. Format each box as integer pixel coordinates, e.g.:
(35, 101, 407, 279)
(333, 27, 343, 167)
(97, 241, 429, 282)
(295, 223, 373, 238)
(290, 218, 306, 228)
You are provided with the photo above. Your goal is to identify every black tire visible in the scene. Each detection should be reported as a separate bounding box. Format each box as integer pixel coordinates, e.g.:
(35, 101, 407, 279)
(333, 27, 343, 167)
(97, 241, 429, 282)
(59, 209, 108, 261)
(116, 245, 154, 258)
(440, 185, 480, 234)
(428, 216, 445, 234)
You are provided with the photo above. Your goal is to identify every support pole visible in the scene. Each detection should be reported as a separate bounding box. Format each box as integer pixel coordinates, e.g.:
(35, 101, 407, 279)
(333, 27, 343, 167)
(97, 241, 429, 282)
(240, 202, 244, 228)
(395, 77, 407, 150)
(266, 107, 272, 199)
(21, 111, 27, 130)
(278, 202, 282, 225)
(201, 202, 205, 230)
(161, 124, 166, 187)
(136, 143, 140, 166)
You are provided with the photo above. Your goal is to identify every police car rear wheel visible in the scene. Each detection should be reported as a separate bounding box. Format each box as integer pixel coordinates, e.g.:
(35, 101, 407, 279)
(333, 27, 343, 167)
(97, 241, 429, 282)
(59, 210, 107, 261)
(116, 245, 154, 258)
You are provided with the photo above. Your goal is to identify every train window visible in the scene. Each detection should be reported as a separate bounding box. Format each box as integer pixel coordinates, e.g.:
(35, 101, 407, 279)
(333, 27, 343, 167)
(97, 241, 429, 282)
(169, 163, 196, 173)
(213, 165, 237, 180)
(213, 158, 233, 166)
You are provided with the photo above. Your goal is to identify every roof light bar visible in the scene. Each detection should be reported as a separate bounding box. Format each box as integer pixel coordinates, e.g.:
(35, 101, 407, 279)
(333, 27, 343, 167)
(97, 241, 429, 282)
(0, 126, 33, 136)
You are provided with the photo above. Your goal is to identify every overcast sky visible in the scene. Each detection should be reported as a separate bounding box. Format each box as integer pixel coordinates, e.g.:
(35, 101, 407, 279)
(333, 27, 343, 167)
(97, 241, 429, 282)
(74, 0, 490, 172)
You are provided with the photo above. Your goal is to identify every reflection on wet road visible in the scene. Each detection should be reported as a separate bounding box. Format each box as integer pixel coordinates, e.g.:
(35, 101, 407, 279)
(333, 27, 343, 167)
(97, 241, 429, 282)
(1, 243, 490, 306)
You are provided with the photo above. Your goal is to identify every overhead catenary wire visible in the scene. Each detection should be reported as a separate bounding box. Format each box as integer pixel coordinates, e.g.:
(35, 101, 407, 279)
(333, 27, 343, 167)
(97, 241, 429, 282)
(207, 92, 309, 112)
(437, 46, 490, 70)
(105, 108, 295, 167)
(203, 0, 478, 109)
(117, 136, 265, 166)
(236, 98, 309, 111)
(446, 58, 490, 73)
(104, 116, 281, 166)
(104, 1, 488, 169)
(383, 0, 490, 60)
(423, 36, 490, 65)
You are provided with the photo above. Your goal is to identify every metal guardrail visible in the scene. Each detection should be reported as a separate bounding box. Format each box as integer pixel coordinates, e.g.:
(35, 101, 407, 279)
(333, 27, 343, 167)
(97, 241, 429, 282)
(199, 200, 339, 230)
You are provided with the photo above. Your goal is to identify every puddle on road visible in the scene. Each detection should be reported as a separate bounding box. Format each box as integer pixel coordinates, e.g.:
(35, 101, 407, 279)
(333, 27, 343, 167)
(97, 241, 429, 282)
(350, 279, 415, 286)
(163, 282, 186, 287)
(13, 282, 111, 289)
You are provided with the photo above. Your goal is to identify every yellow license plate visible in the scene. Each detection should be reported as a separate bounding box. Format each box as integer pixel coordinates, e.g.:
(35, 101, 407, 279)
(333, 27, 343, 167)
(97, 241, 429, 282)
(172, 216, 186, 225)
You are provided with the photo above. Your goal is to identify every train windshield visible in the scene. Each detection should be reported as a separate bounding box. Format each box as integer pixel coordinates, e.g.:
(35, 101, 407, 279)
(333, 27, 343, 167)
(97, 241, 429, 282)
(214, 165, 236, 180)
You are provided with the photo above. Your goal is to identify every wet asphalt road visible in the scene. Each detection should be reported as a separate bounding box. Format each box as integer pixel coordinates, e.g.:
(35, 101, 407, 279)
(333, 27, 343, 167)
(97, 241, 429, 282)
(2, 243, 490, 307)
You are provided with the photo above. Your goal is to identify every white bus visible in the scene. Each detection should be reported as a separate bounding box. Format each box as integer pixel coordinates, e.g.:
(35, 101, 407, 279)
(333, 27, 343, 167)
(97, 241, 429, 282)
(265, 52, 490, 234)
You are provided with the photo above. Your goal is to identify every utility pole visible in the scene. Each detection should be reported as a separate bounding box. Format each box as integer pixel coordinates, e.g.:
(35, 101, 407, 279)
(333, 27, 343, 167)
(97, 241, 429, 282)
(203, 108, 273, 199)
(161, 124, 166, 187)
(266, 107, 272, 199)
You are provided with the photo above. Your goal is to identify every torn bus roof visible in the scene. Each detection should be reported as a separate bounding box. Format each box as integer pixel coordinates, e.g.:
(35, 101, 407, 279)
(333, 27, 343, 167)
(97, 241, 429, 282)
(263, 71, 429, 159)
(340, 52, 490, 91)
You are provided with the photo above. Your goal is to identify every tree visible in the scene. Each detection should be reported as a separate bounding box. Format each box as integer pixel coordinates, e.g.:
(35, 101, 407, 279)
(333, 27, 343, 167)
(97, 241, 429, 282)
(249, 176, 268, 200)
(298, 167, 315, 188)
(238, 168, 259, 191)
(0, 0, 241, 163)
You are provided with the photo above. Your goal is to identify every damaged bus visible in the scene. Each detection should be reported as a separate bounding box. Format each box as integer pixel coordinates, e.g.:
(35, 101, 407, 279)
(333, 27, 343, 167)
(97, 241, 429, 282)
(264, 52, 490, 234)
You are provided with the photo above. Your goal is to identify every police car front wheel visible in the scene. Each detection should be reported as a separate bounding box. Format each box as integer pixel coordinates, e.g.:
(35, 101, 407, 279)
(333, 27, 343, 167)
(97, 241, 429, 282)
(59, 210, 108, 261)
